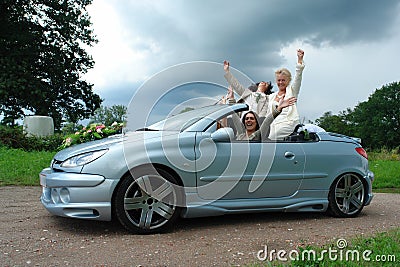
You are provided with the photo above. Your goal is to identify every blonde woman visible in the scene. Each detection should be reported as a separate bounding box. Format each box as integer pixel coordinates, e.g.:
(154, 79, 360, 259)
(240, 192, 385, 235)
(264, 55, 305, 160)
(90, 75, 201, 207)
(268, 49, 305, 140)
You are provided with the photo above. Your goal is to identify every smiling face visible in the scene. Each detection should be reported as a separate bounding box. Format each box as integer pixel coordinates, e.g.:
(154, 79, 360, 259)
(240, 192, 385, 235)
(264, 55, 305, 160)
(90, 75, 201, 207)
(244, 113, 258, 133)
(275, 68, 292, 92)
(276, 74, 290, 91)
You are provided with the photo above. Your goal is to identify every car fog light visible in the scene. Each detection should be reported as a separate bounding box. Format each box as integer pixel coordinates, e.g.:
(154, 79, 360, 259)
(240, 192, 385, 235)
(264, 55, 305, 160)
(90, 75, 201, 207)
(59, 188, 70, 204)
(51, 188, 60, 204)
(42, 187, 51, 202)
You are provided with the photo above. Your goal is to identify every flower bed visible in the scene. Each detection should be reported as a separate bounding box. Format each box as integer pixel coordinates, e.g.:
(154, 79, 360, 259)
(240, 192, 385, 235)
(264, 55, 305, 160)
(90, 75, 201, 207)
(60, 122, 124, 149)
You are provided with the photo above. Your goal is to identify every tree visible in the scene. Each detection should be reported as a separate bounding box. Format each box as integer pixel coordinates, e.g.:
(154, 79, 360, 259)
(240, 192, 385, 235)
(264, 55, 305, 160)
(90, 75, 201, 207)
(314, 108, 356, 138)
(314, 82, 400, 149)
(351, 82, 400, 149)
(0, 0, 102, 129)
(89, 105, 127, 126)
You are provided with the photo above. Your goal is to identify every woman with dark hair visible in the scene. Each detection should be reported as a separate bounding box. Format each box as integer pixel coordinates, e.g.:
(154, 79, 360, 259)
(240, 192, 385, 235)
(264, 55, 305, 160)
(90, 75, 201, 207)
(248, 81, 274, 94)
(236, 111, 260, 140)
(236, 97, 297, 141)
(224, 49, 305, 140)
(223, 60, 273, 117)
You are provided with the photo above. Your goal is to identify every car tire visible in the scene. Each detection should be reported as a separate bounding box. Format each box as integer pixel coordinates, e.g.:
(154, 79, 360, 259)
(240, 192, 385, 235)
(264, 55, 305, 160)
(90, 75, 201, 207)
(114, 166, 182, 234)
(327, 173, 366, 218)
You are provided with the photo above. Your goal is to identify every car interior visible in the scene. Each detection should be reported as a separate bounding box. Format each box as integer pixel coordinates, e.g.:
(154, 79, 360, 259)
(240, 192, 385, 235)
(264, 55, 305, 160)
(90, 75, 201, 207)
(211, 113, 319, 143)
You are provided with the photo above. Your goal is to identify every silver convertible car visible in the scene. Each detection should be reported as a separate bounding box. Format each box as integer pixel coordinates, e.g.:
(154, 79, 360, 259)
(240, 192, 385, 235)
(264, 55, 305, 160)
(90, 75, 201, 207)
(40, 103, 374, 234)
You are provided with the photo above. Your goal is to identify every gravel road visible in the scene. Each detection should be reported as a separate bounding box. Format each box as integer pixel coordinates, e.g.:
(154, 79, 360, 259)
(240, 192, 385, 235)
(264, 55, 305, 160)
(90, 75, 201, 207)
(0, 187, 398, 266)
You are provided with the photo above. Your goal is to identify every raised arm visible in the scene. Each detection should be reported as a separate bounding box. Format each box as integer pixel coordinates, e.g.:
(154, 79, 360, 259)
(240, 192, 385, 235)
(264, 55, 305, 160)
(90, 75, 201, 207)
(290, 49, 305, 98)
(223, 60, 249, 97)
(227, 86, 235, 103)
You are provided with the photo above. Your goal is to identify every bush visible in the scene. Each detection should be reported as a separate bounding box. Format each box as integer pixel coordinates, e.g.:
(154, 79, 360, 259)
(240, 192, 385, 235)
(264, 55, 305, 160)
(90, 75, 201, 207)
(0, 121, 124, 152)
(0, 125, 64, 152)
(368, 147, 400, 161)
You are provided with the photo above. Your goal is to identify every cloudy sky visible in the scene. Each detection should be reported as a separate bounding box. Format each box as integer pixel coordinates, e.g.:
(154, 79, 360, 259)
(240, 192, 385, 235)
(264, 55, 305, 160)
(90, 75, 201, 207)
(84, 0, 400, 125)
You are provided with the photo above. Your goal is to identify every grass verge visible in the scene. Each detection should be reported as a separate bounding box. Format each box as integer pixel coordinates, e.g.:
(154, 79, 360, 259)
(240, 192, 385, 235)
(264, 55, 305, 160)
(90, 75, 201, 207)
(369, 160, 400, 192)
(0, 146, 55, 186)
(247, 228, 399, 266)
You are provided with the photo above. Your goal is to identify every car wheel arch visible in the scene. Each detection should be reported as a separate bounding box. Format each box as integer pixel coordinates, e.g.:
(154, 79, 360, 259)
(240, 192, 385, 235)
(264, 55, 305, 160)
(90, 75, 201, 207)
(111, 164, 185, 234)
(112, 163, 184, 199)
(327, 172, 368, 218)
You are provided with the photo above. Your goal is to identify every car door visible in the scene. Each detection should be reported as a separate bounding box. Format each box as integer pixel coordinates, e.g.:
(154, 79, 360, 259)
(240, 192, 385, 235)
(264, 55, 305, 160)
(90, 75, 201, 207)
(263, 142, 305, 197)
(195, 131, 305, 200)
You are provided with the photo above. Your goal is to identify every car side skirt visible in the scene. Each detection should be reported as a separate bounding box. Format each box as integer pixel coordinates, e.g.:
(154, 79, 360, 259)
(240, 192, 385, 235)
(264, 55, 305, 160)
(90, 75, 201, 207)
(182, 190, 329, 218)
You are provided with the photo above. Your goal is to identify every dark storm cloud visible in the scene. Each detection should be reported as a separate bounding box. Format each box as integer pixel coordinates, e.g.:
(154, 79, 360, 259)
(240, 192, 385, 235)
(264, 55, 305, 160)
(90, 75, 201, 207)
(110, 0, 399, 80)
(90, 0, 400, 123)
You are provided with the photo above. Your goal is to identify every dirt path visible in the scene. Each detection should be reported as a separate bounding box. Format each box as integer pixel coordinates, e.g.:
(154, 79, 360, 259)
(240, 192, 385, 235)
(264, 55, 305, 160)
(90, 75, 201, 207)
(0, 187, 398, 266)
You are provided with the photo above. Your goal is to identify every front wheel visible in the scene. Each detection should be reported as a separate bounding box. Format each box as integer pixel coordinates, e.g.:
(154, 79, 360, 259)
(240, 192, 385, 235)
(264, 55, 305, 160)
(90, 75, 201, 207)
(328, 173, 366, 217)
(114, 167, 182, 234)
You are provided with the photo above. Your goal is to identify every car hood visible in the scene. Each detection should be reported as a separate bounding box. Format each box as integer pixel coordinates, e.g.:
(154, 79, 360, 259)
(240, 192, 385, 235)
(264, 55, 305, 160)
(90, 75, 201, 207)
(54, 134, 123, 160)
(54, 131, 178, 161)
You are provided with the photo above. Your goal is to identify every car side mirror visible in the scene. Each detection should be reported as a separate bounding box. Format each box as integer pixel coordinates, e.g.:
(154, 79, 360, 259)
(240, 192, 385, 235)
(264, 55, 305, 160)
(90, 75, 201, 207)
(211, 127, 234, 142)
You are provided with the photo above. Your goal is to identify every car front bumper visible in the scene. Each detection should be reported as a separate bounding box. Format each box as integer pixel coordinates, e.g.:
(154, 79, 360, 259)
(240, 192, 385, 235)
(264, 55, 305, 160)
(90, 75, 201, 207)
(39, 168, 118, 221)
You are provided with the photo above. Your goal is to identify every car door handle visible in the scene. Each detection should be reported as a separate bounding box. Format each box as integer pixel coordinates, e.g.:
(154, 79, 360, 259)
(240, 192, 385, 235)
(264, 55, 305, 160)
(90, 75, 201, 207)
(284, 151, 295, 159)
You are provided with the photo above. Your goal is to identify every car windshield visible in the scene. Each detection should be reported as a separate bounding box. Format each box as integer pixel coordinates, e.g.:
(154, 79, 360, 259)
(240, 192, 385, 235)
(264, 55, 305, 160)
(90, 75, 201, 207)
(145, 105, 224, 131)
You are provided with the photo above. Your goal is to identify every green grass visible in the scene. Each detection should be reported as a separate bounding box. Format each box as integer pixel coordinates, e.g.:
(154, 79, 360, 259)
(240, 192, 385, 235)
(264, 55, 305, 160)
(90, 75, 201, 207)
(370, 160, 400, 191)
(0, 146, 55, 186)
(247, 228, 399, 266)
(290, 228, 399, 266)
(368, 148, 400, 193)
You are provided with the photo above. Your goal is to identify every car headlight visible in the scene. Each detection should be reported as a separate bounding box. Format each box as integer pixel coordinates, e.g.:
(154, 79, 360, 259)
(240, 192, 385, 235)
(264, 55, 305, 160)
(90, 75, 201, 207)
(61, 150, 108, 168)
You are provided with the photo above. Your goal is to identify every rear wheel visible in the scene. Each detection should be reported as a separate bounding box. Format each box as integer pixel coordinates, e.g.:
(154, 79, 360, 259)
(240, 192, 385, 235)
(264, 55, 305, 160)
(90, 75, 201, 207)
(328, 173, 366, 217)
(114, 167, 182, 234)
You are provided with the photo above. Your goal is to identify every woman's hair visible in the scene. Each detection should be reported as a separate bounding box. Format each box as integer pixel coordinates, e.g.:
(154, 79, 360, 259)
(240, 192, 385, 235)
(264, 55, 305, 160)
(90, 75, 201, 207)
(241, 111, 260, 131)
(275, 68, 292, 83)
(258, 81, 273, 95)
(248, 81, 274, 95)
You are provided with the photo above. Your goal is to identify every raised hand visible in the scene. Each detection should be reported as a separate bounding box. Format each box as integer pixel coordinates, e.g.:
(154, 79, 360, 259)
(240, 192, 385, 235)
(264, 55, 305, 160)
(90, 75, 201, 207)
(277, 96, 297, 112)
(297, 49, 304, 64)
(223, 60, 230, 72)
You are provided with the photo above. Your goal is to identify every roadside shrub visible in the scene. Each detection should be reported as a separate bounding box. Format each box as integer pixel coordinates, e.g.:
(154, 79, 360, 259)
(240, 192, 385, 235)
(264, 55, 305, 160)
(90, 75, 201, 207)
(368, 147, 400, 161)
(0, 125, 63, 152)
(0, 121, 124, 152)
